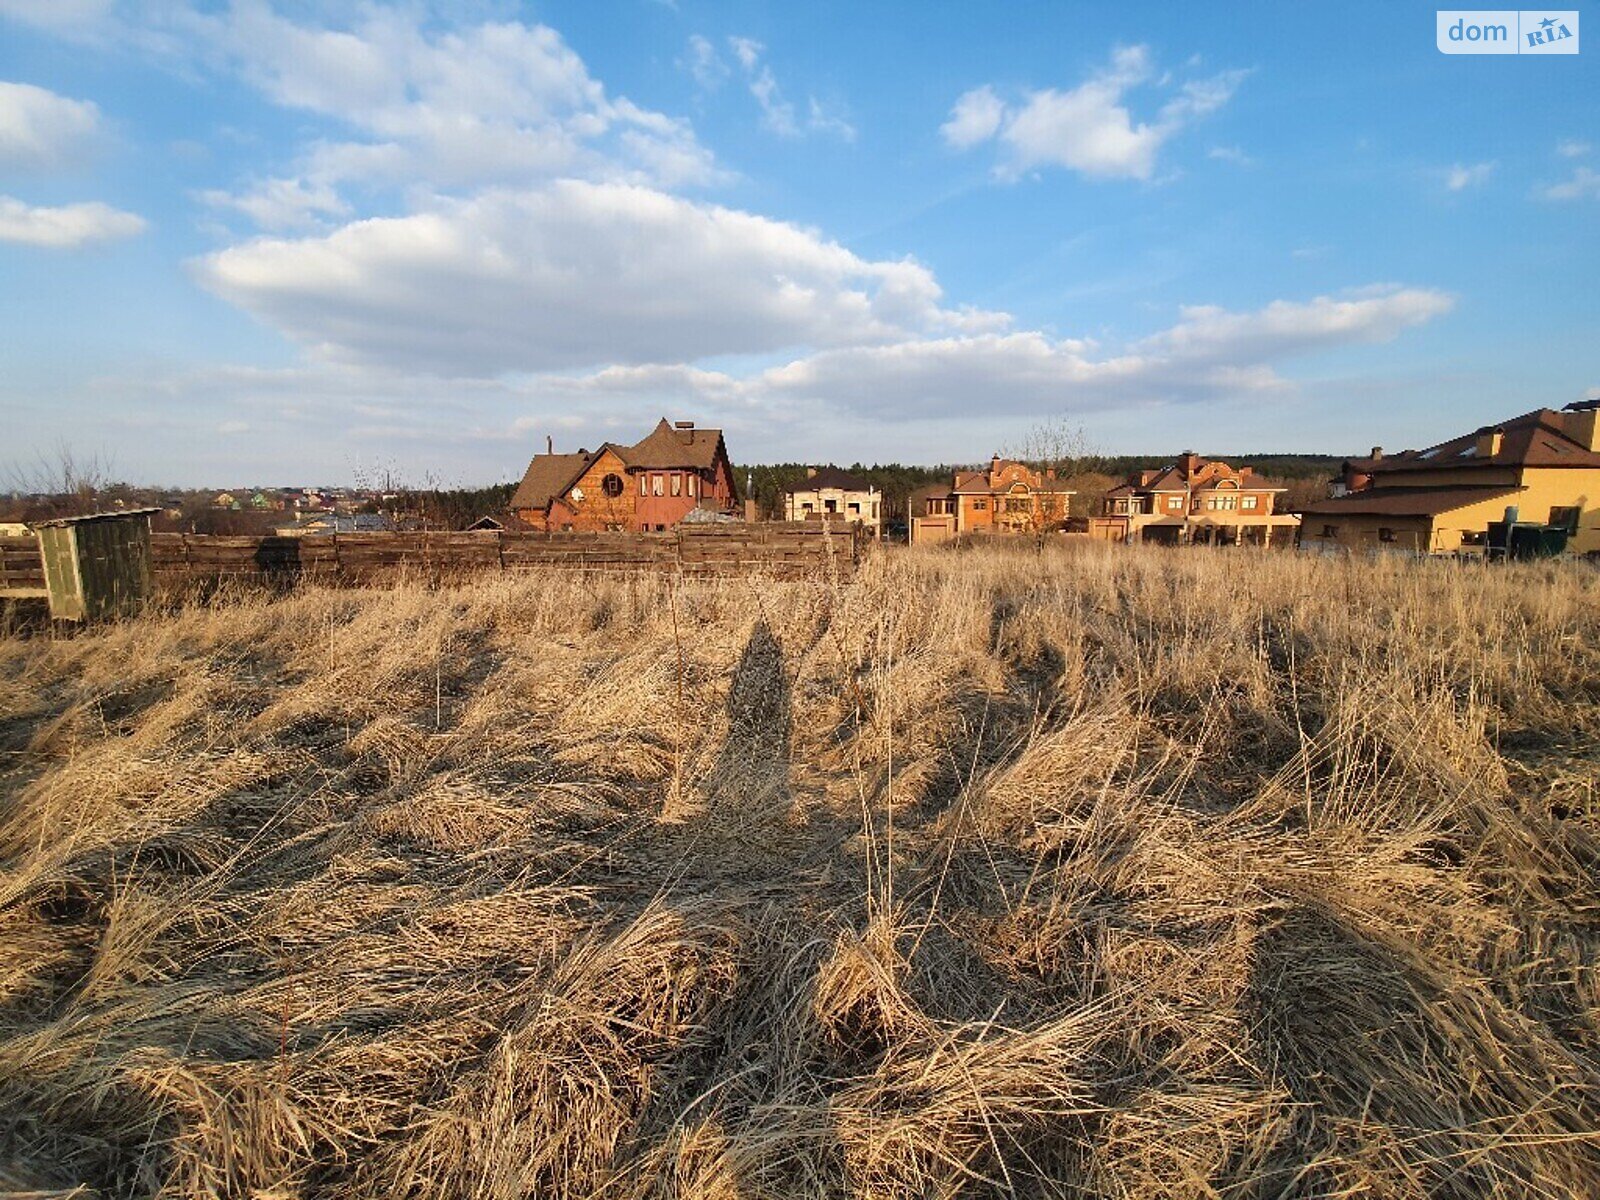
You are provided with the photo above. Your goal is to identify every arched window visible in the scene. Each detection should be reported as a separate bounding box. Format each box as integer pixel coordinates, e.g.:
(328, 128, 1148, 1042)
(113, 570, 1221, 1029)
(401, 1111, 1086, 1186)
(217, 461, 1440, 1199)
(601, 473, 623, 498)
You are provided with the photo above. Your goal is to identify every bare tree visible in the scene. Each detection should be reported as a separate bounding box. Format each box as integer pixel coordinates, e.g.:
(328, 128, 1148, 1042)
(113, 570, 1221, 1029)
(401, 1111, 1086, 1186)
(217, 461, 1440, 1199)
(4, 442, 116, 519)
(1004, 418, 1094, 542)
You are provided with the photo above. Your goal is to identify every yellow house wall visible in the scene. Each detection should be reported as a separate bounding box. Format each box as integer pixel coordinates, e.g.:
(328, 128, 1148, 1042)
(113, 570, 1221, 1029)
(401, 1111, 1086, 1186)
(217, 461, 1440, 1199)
(1311, 467, 1600, 555)
(1511, 467, 1600, 554)
(1374, 465, 1519, 488)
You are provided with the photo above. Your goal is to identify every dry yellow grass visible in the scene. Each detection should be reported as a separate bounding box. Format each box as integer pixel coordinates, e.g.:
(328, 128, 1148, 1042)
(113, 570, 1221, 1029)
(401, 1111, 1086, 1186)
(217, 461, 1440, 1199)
(1, 541, 1598, 1198)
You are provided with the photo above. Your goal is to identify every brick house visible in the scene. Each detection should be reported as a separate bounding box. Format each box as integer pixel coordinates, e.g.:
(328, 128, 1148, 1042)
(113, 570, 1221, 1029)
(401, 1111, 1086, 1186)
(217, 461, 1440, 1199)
(783, 466, 881, 537)
(1088, 453, 1300, 546)
(1300, 401, 1600, 555)
(510, 419, 740, 532)
(909, 457, 1074, 545)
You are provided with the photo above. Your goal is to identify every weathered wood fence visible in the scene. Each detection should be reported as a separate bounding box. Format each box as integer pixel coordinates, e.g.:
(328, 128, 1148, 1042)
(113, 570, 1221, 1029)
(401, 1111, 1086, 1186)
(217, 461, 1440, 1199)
(0, 524, 861, 596)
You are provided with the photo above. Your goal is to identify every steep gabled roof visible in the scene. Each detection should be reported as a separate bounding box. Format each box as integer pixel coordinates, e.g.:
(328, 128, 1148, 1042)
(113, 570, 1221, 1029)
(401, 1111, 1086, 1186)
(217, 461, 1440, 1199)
(1300, 485, 1524, 517)
(1139, 466, 1188, 492)
(625, 419, 727, 471)
(509, 452, 593, 511)
(1373, 409, 1600, 474)
(784, 466, 873, 494)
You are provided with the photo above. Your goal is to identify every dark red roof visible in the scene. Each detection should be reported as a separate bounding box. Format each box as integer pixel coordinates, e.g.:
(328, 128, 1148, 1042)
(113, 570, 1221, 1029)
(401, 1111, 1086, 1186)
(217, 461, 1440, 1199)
(1300, 485, 1524, 517)
(1370, 408, 1600, 475)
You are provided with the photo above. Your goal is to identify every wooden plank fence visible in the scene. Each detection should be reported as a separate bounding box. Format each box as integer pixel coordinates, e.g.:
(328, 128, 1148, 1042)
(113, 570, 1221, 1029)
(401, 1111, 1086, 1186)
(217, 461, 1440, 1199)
(3, 525, 861, 597)
(0, 536, 47, 597)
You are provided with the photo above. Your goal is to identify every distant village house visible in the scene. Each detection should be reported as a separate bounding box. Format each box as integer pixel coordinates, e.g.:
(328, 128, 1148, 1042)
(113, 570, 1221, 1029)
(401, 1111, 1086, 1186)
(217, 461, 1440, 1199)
(909, 456, 1075, 544)
(783, 467, 881, 538)
(510, 419, 739, 532)
(1089, 453, 1300, 546)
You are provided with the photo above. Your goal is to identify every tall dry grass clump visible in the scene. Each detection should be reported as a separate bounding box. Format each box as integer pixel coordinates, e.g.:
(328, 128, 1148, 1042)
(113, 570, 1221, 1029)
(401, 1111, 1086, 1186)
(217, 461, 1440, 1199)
(1, 541, 1598, 1198)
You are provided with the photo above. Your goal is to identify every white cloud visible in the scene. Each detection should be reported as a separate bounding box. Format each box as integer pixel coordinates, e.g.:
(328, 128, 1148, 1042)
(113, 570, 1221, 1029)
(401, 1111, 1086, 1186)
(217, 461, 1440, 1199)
(162, 5, 723, 221)
(941, 86, 1004, 150)
(1444, 161, 1494, 191)
(681, 34, 728, 90)
(1207, 144, 1252, 166)
(0, 195, 146, 246)
(193, 180, 1004, 375)
(0, 81, 102, 169)
(190, 177, 1452, 423)
(728, 36, 762, 73)
(1137, 286, 1454, 365)
(69, 279, 1454, 482)
(200, 176, 349, 231)
(1556, 139, 1591, 159)
(1542, 167, 1600, 201)
(944, 46, 1246, 181)
(732, 287, 1454, 418)
(726, 36, 854, 141)
(0, 0, 112, 32)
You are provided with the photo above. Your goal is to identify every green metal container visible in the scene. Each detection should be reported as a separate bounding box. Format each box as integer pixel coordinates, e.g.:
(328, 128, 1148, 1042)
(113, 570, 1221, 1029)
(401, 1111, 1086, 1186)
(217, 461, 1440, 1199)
(33, 509, 157, 621)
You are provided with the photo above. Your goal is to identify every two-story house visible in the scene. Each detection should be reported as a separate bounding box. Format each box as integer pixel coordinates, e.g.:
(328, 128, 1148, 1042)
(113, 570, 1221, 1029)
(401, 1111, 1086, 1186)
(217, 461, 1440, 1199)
(510, 419, 740, 532)
(1089, 453, 1299, 546)
(1301, 401, 1600, 555)
(909, 457, 1075, 545)
(783, 467, 881, 537)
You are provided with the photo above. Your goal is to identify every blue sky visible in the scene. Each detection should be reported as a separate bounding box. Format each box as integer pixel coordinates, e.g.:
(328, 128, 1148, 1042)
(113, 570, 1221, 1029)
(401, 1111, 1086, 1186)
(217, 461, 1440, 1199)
(0, 1, 1594, 486)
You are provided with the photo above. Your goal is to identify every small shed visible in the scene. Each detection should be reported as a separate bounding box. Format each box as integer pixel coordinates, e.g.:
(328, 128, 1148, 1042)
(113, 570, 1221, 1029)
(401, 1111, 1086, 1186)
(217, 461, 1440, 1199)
(33, 509, 158, 621)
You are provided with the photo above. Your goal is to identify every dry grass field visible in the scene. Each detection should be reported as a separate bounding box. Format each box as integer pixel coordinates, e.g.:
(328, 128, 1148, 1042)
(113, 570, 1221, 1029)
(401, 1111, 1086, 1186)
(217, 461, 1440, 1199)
(1, 542, 1598, 1199)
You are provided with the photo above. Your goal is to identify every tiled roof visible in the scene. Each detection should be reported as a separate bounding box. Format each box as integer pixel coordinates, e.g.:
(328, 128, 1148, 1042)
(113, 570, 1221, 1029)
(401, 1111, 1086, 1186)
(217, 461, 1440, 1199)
(509, 451, 594, 512)
(511, 418, 731, 510)
(624, 418, 726, 470)
(1300, 485, 1524, 517)
(785, 466, 872, 494)
(1372, 409, 1600, 474)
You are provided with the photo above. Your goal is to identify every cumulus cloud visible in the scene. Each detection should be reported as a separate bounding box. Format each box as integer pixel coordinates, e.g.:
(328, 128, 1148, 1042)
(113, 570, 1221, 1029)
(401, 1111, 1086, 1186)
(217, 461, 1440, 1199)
(940, 86, 1004, 149)
(193, 181, 1005, 374)
(1542, 167, 1600, 201)
(190, 176, 1452, 424)
(1136, 287, 1454, 365)
(0, 195, 146, 246)
(0, 81, 102, 169)
(943, 46, 1246, 181)
(1444, 161, 1494, 191)
(1556, 138, 1591, 159)
(164, 6, 723, 224)
(199, 176, 349, 231)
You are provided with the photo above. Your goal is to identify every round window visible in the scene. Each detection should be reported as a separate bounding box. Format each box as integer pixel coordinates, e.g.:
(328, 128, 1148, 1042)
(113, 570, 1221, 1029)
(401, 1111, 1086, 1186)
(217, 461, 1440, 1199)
(602, 473, 624, 497)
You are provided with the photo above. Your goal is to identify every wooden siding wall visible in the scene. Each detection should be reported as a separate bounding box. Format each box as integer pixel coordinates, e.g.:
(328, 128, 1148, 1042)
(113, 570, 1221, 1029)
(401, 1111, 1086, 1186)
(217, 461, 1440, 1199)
(2, 525, 861, 597)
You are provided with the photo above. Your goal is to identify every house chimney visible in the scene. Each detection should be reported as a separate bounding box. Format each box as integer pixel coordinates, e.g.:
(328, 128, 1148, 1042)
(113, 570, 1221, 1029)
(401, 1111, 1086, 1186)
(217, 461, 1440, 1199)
(674, 420, 695, 430)
(991, 454, 1002, 475)
(1474, 427, 1503, 458)
(1370, 446, 1383, 461)
(1562, 403, 1600, 452)
(1180, 451, 1202, 477)
(546, 435, 553, 455)
(806, 466, 817, 479)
